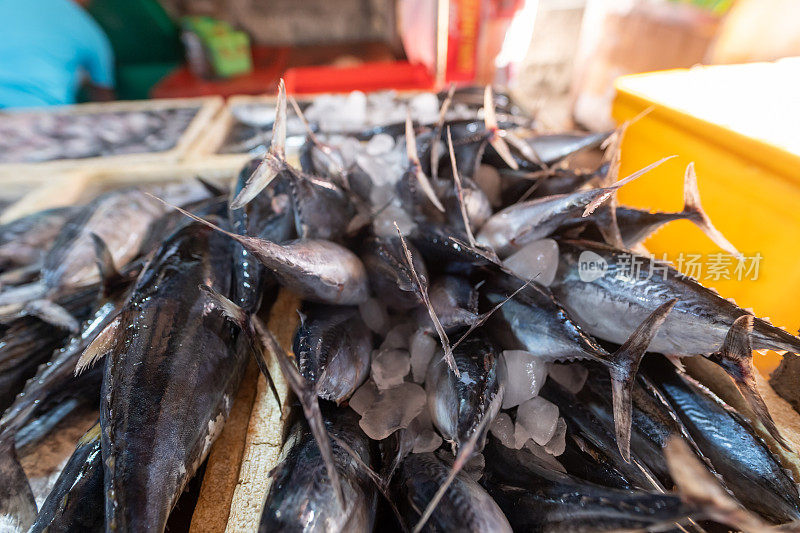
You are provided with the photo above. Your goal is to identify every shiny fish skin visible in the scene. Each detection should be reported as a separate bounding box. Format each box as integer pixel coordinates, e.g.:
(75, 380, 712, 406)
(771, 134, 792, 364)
(100, 222, 248, 533)
(0, 284, 97, 414)
(641, 356, 800, 524)
(392, 451, 512, 533)
(259, 405, 378, 533)
(481, 438, 694, 532)
(427, 333, 502, 452)
(293, 303, 371, 403)
(30, 423, 104, 533)
(551, 240, 800, 356)
(361, 236, 427, 311)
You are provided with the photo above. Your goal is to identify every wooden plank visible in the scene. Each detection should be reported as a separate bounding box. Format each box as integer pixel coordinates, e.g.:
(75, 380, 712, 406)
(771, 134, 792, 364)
(189, 359, 260, 533)
(210, 290, 299, 533)
(0, 171, 92, 223)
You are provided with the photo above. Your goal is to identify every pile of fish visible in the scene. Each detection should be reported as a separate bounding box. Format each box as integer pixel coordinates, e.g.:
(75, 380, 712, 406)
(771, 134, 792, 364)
(0, 107, 199, 163)
(1, 82, 800, 533)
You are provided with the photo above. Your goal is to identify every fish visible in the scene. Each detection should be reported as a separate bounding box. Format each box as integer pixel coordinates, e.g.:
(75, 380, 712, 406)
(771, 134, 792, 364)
(153, 198, 370, 306)
(481, 437, 697, 532)
(0, 206, 78, 270)
(0, 189, 165, 314)
(426, 333, 503, 452)
(293, 303, 372, 403)
(29, 423, 104, 533)
(551, 238, 800, 446)
(258, 404, 378, 532)
(476, 157, 671, 256)
(641, 355, 800, 524)
(0, 284, 98, 414)
(553, 240, 800, 356)
(0, 260, 136, 453)
(361, 236, 428, 311)
(565, 162, 739, 255)
(96, 220, 250, 532)
(486, 275, 675, 459)
(391, 451, 512, 533)
(415, 275, 480, 335)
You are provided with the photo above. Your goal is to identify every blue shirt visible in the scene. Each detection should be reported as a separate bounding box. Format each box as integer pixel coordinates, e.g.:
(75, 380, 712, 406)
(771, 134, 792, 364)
(0, 0, 114, 108)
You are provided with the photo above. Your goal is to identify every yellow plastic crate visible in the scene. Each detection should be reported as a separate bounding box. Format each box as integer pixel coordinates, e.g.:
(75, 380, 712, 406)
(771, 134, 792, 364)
(612, 61, 800, 372)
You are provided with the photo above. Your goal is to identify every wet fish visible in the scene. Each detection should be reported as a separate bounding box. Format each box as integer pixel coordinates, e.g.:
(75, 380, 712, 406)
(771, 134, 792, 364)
(361, 236, 428, 311)
(29, 423, 104, 533)
(98, 221, 249, 532)
(0, 206, 78, 270)
(0, 284, 98, 414)
(0, 435, 36, 532)
(641, 355, 800, 524)
(426, 333, 502, 452)
(259, 404, 378, 532)
(486, 275, 675, 459)
(482, 437, 697, 532)
(391, 451, 512, 533)
(294, 303, 372, 403)
(477, 157, 669, 256)
(415, 275, 479, 334)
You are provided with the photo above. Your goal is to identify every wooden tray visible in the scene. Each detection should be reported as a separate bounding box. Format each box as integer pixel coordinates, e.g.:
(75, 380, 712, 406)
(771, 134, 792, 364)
(0, 97, 224, 179)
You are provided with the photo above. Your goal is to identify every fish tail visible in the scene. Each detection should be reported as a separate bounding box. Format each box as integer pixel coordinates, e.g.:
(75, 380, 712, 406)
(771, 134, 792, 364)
(405, 112, 445, 212)
(90, 232, 125, 297)
(0, 435, 37, 532)
(608, 299, 677, 462)
(681, 163, 740, 257)
(229, 79, 288, 210)
(582, 155, 676, 217)
(711, 316, 793, 451)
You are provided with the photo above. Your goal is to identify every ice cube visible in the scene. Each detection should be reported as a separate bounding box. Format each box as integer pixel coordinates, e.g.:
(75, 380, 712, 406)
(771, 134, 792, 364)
(371, 349, 411, 389)
(544, 417, 567, 456)
(408, 93, 440, 124)
(516, 397, 559, 446)
(349, 379, 379, 415)
(359, 297, 389, 334)
(502, 239, 559, 285)
(499, 350, 548, 409)
(410, 329, 437, 383)
(359, 382, 426, 440)
(489, 412, 516, 449)
(366, 133, 395, 156)
(374, 204, 416, 237)
(413, 428, 443, 453)
(381, 322, 415, 350)
(548, 363, 589, 394)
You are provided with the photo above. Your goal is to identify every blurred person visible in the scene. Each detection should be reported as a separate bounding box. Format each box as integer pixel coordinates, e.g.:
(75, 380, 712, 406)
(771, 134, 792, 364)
(0, 0, 115, 108)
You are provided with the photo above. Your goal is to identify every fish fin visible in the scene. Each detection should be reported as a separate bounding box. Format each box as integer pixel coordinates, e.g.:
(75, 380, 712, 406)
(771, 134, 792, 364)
(394, 224, 457, 377)
(0, 436, 37, 532)
(446, 127, 477, 247)
(229, 80, 288, 210)
(665, 436, 771, 533)
(483, 86, 518, 170)
(251, 316, 346, 507)
(412, 384, 504, 533)
(195, 176, 227, 197)
(197, 285, 282, 408)
(75, 311, 126, 375)
(24, 299, 80, 332)
(609, 299, 677, 462)
(406, 112, 445, 212)
(681, 163, 741, 258)
(710, 315, 792, 451)
(90, 233, 123, 297)
(582, 156, 676, 217)
(502, 130, 544, 167)
(430, 83, 455, 181)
